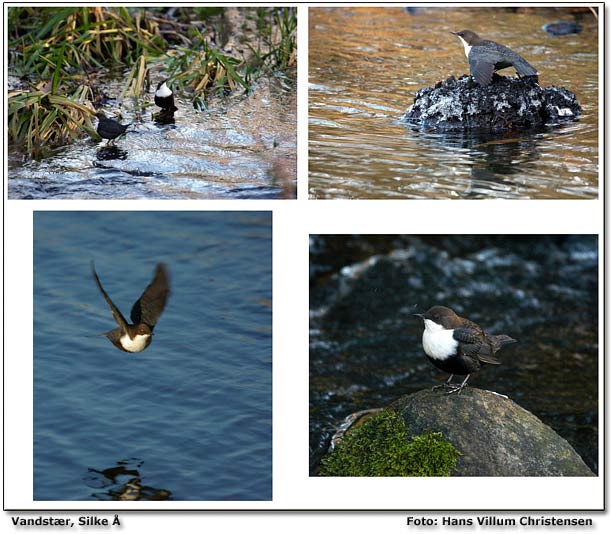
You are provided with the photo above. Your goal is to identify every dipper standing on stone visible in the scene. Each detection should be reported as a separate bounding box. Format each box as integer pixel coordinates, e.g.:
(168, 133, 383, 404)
(154, 80, 178, 112)
(95, 111, 130, 144)
(414, 305, 516, 394)
(91, 262, 170, 353)
(451, 30, 538, 87)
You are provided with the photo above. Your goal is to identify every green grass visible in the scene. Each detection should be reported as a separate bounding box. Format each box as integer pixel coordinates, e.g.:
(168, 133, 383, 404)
(257, 7, 297, 71)
(8, 7, 166, 76)
(8, 85, 97, 158)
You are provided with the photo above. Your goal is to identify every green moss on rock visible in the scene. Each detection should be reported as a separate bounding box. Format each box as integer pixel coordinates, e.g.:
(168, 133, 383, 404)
(319, 409, 460, 476)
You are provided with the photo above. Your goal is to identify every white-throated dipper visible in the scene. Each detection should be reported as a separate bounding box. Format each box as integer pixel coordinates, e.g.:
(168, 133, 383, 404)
(91, 262, 170, 353)
(154, 80, 178, 112)
(95, 111, 130, 144)
(451, 29, 538, 87)
(414, 305, 516, 394)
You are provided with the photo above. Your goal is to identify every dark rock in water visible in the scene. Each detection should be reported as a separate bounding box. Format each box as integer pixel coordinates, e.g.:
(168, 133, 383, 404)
(543, 21, 583, 35)
(96, 146, 128, 161)
(153, 109, 176, 126)
(403, 75, 581, 133)
(390, 389, 595, 476)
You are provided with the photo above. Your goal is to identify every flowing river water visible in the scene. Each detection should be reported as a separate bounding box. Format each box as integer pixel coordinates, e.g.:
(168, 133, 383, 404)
(309, 7, 599, 199)
(9, 78, 296, 200)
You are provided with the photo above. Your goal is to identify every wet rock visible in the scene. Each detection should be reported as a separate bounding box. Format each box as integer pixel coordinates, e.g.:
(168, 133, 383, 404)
(542, 21, 583, 35)
(7, 75, 29, 92)
(402, 75, 581, 133)
(390, 388, 595, 476)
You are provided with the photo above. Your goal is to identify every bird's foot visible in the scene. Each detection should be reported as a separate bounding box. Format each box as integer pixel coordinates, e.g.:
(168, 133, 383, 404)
(432, 382, 462, 391)
(444, 384, 467, 395)
(444, 375, 471, 395)
(433, 375, 458, 391)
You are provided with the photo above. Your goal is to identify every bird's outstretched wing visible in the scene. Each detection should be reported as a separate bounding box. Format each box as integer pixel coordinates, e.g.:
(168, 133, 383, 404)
(91, 262, 129, 331)
(469, 58, 495, 86)
(130, 263, 170, 329)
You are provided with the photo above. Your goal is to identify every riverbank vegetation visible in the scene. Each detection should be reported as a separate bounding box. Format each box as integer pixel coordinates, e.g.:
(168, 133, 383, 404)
(8, 7, 297, 157)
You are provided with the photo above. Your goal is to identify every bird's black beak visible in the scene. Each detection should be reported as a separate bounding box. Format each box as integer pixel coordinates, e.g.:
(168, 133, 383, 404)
(413, 313, 424, 319)
(450, 31, 459, 36)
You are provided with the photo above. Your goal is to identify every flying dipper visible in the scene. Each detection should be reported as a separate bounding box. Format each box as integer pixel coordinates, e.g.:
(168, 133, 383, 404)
(95, 111, 130, 144)
(91, 262, 170, 353)
(451, 30, 538, 87)
(414, 305, 516, 394)
(154, 80, 178, 112)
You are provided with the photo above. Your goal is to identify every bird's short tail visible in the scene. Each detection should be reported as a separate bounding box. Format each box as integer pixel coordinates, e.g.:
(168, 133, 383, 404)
(491, 334, 517, 350)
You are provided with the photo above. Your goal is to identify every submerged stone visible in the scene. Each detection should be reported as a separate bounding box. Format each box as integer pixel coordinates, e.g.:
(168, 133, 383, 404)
(402, 75, 581, 133)
(542, 21, 583, 36)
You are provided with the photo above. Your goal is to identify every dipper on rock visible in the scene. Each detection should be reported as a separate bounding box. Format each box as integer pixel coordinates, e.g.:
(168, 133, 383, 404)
(154, 80, 178, 112)
(451, 30, 538, 87)
(95, 111, 130, 144)
(414, 306, 516, 394)
(91, 262, 170, 353)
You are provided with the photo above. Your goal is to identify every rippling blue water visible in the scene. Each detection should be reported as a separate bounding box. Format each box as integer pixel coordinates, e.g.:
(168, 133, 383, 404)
(34, 211, 272, 501)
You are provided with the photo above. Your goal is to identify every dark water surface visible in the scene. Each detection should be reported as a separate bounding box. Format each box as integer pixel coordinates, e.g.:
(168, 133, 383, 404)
(34, 212, 272, 500)
(310, 236, 599, 474)
(309, 7, 599, 199)
(10, 79, 296, 200)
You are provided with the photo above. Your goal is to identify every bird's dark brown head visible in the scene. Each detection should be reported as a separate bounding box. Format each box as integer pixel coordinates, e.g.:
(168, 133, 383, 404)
(414, 305, 462, 329)
(95, 111, 107, 120)
(451, 30, 483, 45)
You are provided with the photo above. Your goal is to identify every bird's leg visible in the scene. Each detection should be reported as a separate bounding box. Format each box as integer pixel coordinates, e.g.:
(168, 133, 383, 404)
(433, 374, 456, 391)
(445, 374, 471, 395)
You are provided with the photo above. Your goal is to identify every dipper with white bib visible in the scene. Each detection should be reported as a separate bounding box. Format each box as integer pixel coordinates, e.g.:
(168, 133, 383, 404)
(91, 262, 170, 353)
(414, 305, 516, 394)
(451, 29, 538, 87)
(154, 80, 178, 112)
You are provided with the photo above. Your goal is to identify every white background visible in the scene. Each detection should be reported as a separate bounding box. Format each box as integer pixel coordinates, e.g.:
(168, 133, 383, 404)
(2, 1, 608, 532)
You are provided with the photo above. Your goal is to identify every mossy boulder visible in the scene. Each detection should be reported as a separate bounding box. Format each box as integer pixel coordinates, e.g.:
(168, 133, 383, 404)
(319, 409, 460, 476)
(391, 388, 595, 476)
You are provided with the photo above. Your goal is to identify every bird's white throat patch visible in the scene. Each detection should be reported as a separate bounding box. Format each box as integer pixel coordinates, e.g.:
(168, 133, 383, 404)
(422, 319, 458, 360)
(155, 82, 172, 98)
(120, 333, 150, 353)
(457, 36, 472, 58)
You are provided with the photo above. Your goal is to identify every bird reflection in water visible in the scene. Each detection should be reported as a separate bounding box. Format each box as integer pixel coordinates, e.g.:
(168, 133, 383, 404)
(153, 109, 176, 127)
(84, 458, 172, 501)
(95, 146, 128, 161)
